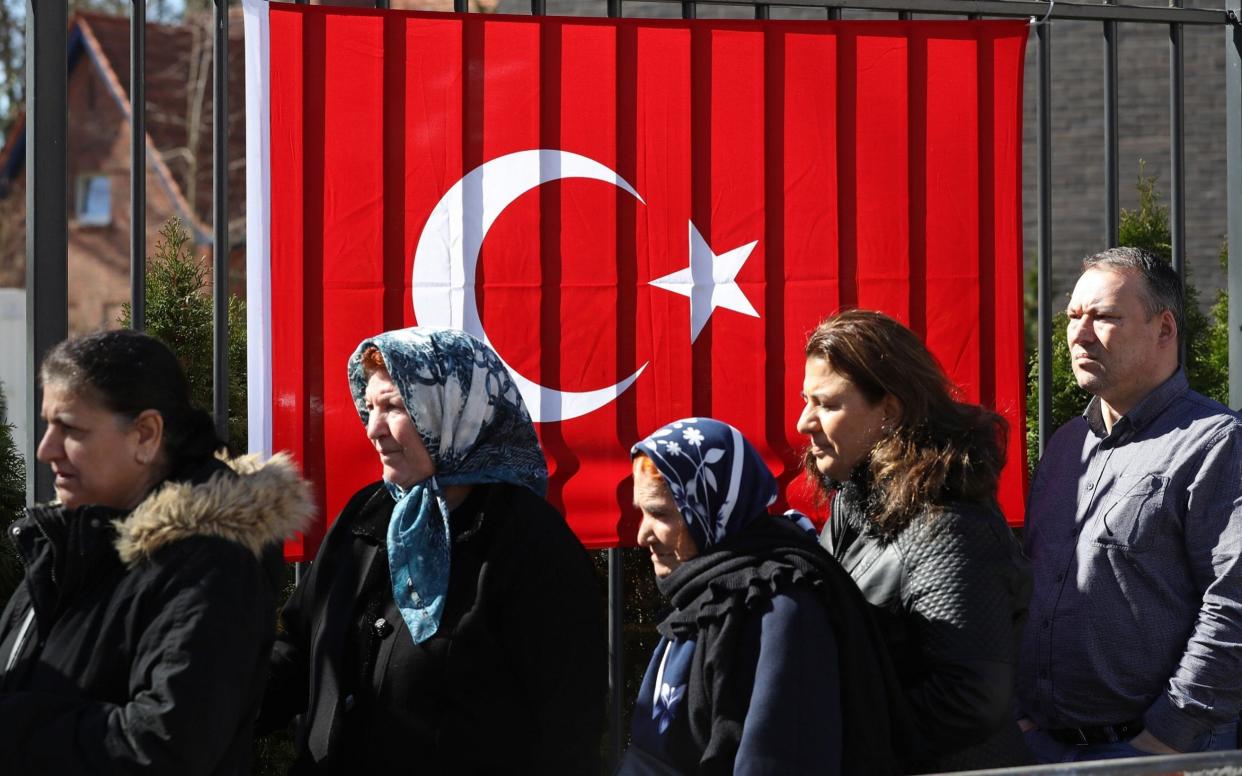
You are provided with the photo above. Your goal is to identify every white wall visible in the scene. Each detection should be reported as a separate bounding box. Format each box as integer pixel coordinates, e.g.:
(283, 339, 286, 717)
(0, 289, 29, 473)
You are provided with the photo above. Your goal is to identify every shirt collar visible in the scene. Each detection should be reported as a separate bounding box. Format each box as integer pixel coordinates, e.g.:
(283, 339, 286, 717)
(1083, 368, 1188, 439)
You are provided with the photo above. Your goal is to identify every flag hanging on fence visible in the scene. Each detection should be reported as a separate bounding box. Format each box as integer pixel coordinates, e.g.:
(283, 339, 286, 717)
(243, 0, 1029, 560)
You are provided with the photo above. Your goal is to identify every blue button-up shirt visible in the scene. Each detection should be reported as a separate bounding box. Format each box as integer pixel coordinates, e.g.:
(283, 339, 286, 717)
(1017, 370, 1242, 752)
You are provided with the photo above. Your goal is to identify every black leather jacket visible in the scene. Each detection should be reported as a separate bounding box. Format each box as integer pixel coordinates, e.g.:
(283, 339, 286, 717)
(821, 483, 1032, 773)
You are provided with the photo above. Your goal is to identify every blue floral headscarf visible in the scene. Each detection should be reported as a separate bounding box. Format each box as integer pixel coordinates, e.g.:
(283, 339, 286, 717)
(348, 327, 548, 644)
(631, 417, 778, 552)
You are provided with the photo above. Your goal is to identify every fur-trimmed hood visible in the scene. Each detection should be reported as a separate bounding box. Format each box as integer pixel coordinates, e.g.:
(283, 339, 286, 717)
(114, 452, 315, 565)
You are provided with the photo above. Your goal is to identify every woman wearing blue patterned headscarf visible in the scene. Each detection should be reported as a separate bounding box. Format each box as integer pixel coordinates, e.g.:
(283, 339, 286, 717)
(259, 327, 606, 774)
(620, 417, 914, 776)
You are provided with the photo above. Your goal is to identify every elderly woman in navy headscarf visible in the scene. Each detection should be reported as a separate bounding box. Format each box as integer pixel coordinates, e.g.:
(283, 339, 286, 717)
(259, 327, 606, 775)
(621, 418, 914, 776)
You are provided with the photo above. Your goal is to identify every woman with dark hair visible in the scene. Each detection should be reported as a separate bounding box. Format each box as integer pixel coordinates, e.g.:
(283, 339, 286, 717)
(0, 329, 313, 775)
(622, 417, 912, 776)
(259, 327, 606, 774)
(796, 309, 1031, 772)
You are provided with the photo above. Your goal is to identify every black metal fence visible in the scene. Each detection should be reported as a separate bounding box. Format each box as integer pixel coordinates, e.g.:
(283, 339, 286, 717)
(21, 0, 1242, 767)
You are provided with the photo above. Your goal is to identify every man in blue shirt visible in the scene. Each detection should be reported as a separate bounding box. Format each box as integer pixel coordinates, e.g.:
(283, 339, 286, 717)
(1017, 247, 1242, 762)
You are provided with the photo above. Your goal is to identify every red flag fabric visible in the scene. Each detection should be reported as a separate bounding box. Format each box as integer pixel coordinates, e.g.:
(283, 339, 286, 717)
(244, 3, 1029, 559)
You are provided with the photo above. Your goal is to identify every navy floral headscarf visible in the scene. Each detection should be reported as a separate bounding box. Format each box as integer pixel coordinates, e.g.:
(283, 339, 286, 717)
(347, 327, 548, 644)
(631, 417, 778, 552)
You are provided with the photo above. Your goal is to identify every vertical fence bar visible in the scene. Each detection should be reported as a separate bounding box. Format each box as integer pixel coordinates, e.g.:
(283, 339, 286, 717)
(1104, 12, 1119, 247)
(1228, 1, 1242, 408)
(24, 0, 68, 505)
(213, 0, 229, 441)
(376, 0, 390, 9)
(604, 0, 625, 760)
(1037, 21, 1053, 455)
(1170, 3, 1187, 365)
(756, 3, 769, 20)
(455, 0, 467, 13)
(131, 0, 146, 331)
(607, 548, 624, 768)
(827, 7, 841, 19)
(682, 2, 696, 19)
(606, 2, 627, 766)
(531, 0, 545, 15)
(1170, 10, 1185, 283)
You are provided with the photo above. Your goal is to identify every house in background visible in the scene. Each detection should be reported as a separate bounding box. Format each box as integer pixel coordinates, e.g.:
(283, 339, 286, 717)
(0, 0, 501, 337)
(0, 10, 247, 335)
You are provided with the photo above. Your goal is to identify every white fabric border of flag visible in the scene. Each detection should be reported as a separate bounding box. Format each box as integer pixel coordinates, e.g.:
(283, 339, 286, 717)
(242, 0, 273, 458)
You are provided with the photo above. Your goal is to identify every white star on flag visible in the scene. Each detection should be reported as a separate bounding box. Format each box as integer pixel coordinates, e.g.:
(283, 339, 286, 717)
(650, 222, 760, 343)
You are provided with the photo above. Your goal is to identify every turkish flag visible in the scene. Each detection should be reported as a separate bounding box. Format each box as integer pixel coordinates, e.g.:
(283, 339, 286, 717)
(243, 1, 1029, 559)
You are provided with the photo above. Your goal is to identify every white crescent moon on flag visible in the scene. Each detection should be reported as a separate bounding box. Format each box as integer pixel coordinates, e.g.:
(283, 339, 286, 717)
(412, 149, 649, 423)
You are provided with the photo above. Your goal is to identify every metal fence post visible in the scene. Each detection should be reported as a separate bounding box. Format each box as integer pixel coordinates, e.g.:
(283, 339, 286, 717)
(605, 2, 627, 765)
(24, 0, 68, 506)
(213, 0, 229, 442)
(1227, 0, 1242, 408)
(1036, 20, 1053, 455)
(132, 0, 147, 331)
(1103, 6, 1119, 247)
(607, 547, 624, 767)
(1170, 3, 1185, 284)
(1170, 0, 1187, 366)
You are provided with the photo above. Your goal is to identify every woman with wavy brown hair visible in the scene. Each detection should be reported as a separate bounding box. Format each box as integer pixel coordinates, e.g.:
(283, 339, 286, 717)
(796, 309, 1031, 773)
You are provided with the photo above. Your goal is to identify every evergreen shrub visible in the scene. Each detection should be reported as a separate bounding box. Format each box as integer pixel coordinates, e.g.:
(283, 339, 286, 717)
(118, 217, 248, 452)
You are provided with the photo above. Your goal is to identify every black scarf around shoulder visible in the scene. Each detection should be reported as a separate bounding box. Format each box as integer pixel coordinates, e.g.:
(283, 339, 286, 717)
(657, 516, 919, 776)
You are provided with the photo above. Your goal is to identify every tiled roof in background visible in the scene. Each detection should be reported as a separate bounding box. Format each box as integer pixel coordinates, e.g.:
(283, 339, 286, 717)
(76, 10, 247, 236)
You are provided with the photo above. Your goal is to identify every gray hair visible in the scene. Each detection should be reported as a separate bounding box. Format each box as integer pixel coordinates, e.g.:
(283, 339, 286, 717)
(1081, 246, 1184, 347)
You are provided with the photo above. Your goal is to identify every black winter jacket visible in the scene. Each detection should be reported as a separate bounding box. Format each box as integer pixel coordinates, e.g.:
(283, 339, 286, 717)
(0, 454, 312, 776)
(821, 483, 1031, 773)
(258, 481, 607, 775)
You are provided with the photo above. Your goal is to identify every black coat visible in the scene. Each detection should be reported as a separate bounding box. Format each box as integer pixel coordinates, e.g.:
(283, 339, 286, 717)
(822, 483, 1032, 773)
(0, 454, 312, 776)
(259, 481, 607, 775)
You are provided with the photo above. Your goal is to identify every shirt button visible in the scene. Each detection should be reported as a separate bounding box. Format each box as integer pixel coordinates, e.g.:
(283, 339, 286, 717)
(1086, 482, 1095, 491)
(1056, 573, 1065, 583)
(10, 526, 19, 536)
